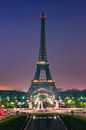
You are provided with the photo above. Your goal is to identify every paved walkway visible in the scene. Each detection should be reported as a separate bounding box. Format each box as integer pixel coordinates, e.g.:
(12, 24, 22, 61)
(24, 116, 67, 130)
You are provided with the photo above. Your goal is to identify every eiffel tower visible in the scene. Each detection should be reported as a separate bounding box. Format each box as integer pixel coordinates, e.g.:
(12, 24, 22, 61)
(28, 10, 57, 100)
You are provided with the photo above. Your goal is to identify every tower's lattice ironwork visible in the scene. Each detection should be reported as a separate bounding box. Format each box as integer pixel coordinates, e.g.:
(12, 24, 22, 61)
(28, 10, 57, 98)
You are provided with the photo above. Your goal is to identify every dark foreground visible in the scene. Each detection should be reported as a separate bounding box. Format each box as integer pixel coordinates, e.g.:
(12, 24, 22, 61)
(0, 115, 27, 130)
(0, 114, 86, 130)
(61, 114, 86, 130)
(24, 116, 67, 130)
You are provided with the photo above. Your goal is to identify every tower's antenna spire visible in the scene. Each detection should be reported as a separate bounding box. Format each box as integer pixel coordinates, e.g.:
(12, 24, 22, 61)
(40, 9, 46, 19)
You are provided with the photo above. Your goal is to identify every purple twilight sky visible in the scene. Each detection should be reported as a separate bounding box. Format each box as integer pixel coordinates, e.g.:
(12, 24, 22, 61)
(0, 0, 86, 91)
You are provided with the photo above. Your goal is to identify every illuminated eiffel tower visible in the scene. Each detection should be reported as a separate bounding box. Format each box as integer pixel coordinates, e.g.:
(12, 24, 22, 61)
(28, 10, 57, 99)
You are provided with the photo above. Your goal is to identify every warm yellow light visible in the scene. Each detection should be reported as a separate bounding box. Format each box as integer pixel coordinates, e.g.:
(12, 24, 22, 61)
(34, 97, 39, 105)
(47, 80, 54, 82)
(32, 79, 55, 83)
(47, 97, 53, 105)
(32, 80, 39, 82)
(37, 61, 47, 64)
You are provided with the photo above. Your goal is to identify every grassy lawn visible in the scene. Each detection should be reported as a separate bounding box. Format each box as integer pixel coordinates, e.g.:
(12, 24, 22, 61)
(60, 114, 86, 130)
(0, 115, 27, 130)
